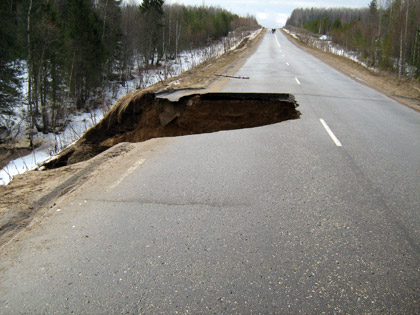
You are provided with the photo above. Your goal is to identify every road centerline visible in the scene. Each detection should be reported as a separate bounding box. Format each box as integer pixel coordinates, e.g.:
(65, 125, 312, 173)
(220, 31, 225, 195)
(320, 119, 342, 147)
(275, 35, 281, 47)
(295, 77, 301, 85)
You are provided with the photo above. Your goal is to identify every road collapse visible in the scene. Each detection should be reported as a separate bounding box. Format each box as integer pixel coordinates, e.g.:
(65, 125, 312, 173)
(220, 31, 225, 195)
(44, 90, 300, 169)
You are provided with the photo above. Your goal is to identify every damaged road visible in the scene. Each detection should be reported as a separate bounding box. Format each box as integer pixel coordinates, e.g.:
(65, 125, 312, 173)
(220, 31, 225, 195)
(1, 30, 420, 314)
(0, 91, 299, 245)
(44, 92, 299, 168)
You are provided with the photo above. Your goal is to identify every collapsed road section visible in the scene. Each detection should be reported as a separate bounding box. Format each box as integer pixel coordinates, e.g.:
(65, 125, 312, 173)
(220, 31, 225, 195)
(44, 91, 300, 169)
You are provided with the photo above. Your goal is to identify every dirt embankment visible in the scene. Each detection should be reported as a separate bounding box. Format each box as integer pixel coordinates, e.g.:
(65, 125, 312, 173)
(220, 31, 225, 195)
(282, 27, 420, 112)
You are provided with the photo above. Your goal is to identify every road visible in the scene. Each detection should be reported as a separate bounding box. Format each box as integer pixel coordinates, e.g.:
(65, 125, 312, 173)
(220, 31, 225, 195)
(1, 31, 420, 313)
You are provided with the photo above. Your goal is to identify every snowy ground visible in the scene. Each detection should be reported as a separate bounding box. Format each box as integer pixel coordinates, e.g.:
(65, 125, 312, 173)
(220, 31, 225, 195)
(0, 30, 257, 185)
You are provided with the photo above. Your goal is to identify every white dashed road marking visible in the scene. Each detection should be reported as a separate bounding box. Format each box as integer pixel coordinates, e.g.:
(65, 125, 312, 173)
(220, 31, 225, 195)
(320, 119, 342, 147)
(275, 35, 281, 47)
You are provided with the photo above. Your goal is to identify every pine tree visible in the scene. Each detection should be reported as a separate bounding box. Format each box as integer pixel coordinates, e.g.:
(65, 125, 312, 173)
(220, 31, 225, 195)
(0, 0, 21, 116)
(64, 0, 105, 109)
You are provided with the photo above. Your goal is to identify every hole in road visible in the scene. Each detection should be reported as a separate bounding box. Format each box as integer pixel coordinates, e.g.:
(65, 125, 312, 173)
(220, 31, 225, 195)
(44, 92, 300, 169)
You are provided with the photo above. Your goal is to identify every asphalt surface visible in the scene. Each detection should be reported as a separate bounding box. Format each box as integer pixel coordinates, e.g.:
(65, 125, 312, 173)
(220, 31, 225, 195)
(1, 31, 420, 314)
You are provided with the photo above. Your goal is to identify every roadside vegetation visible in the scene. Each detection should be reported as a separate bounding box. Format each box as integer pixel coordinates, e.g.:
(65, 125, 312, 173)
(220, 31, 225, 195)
(0, 0, 259, 144)
(286, 0, 420, 80)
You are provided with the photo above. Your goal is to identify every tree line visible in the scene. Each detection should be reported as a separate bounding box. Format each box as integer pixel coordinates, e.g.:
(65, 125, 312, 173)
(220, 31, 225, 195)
(286, 0, 420, 79)
(0, 0, 259, 136)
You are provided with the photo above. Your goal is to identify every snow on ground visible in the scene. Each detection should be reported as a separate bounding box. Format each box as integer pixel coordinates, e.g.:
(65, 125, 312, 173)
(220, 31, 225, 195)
(0, 107, 105, 185)
(283, 28, 375, 71)
(0, 30, 259, 185)
(0, 144, 50, 185)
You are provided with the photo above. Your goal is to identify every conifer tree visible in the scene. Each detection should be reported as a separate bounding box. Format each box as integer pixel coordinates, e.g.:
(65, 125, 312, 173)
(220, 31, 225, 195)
(0, 0, 21, 116)
(64, 0, 105, 109)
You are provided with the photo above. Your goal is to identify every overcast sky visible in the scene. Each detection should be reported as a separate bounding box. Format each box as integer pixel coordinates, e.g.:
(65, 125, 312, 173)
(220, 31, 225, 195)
(161, 0, 370, 28)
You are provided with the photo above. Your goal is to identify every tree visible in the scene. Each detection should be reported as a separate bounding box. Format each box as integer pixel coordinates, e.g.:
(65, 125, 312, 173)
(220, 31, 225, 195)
(0, 0, 21, 117)
(138, 0, 164, 67)
(27, 0, 65, 132)
(2, 0, 260, 141)
(95, 0, 122, 76)
(64, 0, 105, 109)
(286, 2, 420, 79)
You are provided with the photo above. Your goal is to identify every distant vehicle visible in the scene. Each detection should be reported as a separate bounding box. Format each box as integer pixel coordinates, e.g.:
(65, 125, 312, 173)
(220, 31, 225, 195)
(272, 28, 276, 34)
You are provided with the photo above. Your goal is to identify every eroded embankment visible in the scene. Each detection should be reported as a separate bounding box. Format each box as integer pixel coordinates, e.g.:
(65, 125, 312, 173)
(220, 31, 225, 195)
(44, 91, 300, 169)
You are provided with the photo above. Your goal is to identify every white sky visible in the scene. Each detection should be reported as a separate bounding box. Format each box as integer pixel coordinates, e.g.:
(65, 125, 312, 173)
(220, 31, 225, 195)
(160, 0, 370, 28)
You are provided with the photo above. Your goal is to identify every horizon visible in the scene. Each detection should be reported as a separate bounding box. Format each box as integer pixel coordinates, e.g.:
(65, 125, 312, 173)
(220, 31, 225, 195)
(125, 0, 371, 28)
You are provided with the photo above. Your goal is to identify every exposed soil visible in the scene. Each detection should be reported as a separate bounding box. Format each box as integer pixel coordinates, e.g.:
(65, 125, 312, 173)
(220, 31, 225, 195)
(44, 92, 299, 168)
(282, 27, 420, 112)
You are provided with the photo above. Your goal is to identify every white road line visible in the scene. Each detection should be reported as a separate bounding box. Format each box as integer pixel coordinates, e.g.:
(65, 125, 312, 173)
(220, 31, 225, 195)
(286, 62, 290, 66)
(275, 35, 281, 47)
(295, 77, 301, 85)
(320, 119, 342, 147)
(108, 159, 146, 190)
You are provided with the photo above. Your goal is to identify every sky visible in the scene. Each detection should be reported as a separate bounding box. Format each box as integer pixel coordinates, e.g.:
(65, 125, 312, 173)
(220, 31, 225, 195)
(160, 0, 370, 28)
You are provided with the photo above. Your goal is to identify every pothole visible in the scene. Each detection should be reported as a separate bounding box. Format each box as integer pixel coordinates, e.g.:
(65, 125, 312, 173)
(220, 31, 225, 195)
(44, 92, 300, 169)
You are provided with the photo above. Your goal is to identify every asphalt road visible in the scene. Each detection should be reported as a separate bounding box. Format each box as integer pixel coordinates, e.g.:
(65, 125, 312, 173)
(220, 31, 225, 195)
(1, 31, 420, 314)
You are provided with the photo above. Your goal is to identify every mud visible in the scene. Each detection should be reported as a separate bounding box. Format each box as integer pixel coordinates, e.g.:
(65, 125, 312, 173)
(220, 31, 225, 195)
(44, 92, 300, 168)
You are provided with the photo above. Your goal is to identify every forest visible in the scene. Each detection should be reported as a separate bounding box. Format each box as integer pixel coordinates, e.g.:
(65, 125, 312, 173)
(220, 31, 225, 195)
(0, 0, 259, 137)
(286, 0, 420, 79)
